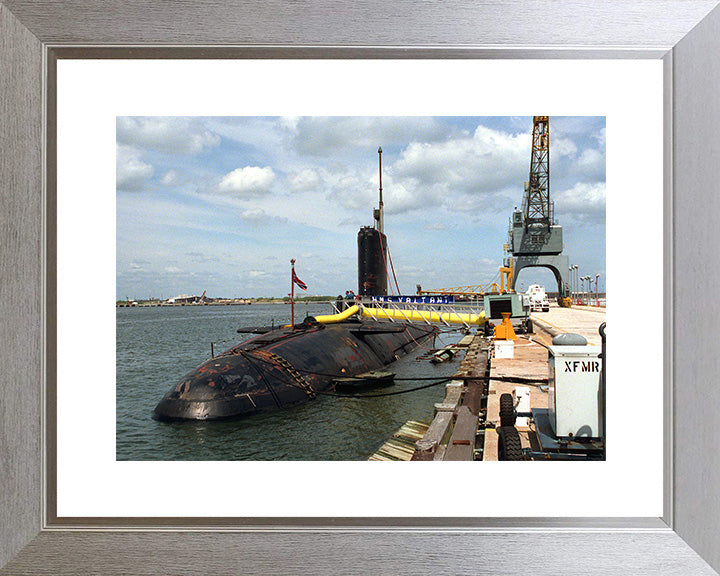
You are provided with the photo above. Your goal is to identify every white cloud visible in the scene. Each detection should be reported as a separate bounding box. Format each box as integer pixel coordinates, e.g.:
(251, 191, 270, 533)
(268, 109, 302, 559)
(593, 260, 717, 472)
(289, 124, 539, 220)
(572, 148, 605, 181)
(383, 179, 436, 214)
(289, 117, 448, 155)
(218, 166, 276, 196)
(117, 117, 220, 155)
(161, 170, 177, 185)
(551, 137, 578, 158)
(279, 116, 300, 131)
(116, 146, 154, 191)
(594, 127, 606, 148)
(289, 168, 320, 191)
(270, 123, 561, 221)
(203, 117, 287, 154)
(552, 116, 604, 138)
(248, 270, 269, 278)
(393, 125, 531, 194)
(239, 208, 268, 221)
(554, 182, 606, 221)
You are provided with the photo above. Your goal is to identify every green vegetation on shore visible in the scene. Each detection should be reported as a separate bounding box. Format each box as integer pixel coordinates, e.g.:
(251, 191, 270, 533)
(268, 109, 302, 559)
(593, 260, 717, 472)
(116, 295, 336, 307)
(259, 295, 334, 303)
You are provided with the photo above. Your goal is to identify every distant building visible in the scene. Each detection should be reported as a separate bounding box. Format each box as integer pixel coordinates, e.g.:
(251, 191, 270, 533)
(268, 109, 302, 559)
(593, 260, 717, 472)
(167, 294, 200, 304)
(166, 291, 213, 304)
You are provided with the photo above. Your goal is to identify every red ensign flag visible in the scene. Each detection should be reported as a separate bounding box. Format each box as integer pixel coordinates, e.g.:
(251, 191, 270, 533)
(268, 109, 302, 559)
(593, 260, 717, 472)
(292, 270, 307, 291)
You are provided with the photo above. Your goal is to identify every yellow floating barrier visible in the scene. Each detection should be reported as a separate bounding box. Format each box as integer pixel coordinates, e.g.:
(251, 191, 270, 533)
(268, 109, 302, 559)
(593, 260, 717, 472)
(311, 303, 486, 326)
(314, 304, 361, 324)
(359, 306, 486, 326)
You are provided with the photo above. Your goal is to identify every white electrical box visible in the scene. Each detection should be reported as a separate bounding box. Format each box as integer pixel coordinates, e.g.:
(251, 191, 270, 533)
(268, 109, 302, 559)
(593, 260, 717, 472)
(495, 339, 514, 358)
(548, 345, 603, 439)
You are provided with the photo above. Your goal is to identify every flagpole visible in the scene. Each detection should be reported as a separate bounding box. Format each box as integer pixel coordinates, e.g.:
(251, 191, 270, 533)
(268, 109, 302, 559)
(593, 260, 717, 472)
(290, 258, 295, 329)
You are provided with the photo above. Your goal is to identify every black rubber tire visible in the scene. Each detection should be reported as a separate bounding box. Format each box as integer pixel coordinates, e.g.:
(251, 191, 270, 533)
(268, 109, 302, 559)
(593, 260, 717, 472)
(497, 426, 524, 461)
(499, 393, 516, 427)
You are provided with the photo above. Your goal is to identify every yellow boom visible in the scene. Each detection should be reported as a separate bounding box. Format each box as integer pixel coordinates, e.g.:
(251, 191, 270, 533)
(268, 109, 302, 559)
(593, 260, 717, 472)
(360, 306, 486, 326)
(313, 304, 361, 324)
(309, 303, 487, 327)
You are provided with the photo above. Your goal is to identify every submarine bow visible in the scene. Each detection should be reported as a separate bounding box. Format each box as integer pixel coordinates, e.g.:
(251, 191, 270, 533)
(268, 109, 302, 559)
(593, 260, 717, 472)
(153, 319, 436, 421)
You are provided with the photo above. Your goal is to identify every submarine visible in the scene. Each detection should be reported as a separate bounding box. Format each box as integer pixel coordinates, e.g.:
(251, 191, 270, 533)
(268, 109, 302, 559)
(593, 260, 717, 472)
(153, 146, 439, 422)
(153, 307, 437, 421)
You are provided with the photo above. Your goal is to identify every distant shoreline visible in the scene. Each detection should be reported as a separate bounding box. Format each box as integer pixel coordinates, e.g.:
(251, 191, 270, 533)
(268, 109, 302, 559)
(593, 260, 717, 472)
(116, 297, 334, 308)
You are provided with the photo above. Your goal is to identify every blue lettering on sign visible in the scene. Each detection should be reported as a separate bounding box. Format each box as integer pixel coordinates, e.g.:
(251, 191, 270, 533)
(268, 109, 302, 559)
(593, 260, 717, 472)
(371, 295, 455, 304)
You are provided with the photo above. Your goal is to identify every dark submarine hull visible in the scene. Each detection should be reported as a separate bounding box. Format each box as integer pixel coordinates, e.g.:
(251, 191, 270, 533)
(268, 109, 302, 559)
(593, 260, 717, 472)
(153, 319, 437, 421)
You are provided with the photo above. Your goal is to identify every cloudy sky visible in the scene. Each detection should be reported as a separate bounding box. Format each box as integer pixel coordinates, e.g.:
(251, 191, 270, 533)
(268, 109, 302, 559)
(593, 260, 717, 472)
(116, 116, 605, 299)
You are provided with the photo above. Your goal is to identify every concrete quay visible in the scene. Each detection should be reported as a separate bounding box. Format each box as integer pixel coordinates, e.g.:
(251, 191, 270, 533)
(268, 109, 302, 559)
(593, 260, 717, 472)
(530, 303, 606, 345)
(483, 304, 606, 460)
(370, 304, 606, 461)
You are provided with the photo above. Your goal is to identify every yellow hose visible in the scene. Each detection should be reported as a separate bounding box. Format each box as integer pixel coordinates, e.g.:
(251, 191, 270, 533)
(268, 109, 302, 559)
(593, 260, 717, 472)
(314, 304, 361, 324)
(360, 307, 486, 325)
(307, 303, 486, 326)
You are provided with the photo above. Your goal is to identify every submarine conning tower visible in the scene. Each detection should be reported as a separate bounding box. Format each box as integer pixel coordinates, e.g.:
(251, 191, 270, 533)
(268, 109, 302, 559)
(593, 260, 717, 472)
(358, 226, 388, 296)
(358, 146, 388, 297)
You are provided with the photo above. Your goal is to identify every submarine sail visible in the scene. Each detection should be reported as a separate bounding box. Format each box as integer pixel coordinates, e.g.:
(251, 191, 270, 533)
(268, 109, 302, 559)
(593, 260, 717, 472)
(358, 146, 389, 297)
(358, 226, 387, 297)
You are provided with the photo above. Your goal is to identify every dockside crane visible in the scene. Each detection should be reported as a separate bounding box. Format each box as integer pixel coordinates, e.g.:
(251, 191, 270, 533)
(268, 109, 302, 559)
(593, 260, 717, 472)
(505, 116, 571, 306)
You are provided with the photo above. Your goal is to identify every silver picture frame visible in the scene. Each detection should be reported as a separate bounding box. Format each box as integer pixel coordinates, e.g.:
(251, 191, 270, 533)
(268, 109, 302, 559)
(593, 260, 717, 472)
(2, 1, 720, 574)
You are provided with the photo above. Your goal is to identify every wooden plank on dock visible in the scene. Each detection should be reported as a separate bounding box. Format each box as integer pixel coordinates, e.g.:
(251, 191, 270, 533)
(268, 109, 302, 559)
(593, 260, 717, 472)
(457, 334, 475, 347)
(368, 420, 430, 461)
(435, 383, 464, 412)
(443, 406, 479, 461)
(411, 411, 454, 461)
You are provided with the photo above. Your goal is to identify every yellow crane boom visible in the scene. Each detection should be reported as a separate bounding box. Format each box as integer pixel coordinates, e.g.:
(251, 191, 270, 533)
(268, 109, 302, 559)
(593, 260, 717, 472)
(417, 267, 514, 297)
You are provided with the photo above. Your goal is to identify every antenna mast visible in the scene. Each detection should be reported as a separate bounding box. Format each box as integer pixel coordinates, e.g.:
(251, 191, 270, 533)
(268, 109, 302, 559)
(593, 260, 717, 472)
(375, 146, 384, 234)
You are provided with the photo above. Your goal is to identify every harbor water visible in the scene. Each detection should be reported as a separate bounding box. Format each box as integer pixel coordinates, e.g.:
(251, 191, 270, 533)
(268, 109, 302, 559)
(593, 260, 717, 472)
(116, 303, 466, 461)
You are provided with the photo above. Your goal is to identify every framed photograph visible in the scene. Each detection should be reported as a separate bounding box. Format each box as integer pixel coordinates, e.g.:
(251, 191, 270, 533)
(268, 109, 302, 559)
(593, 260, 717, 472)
(61, 63, 641, 520)
(2, 1, 720, 574)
